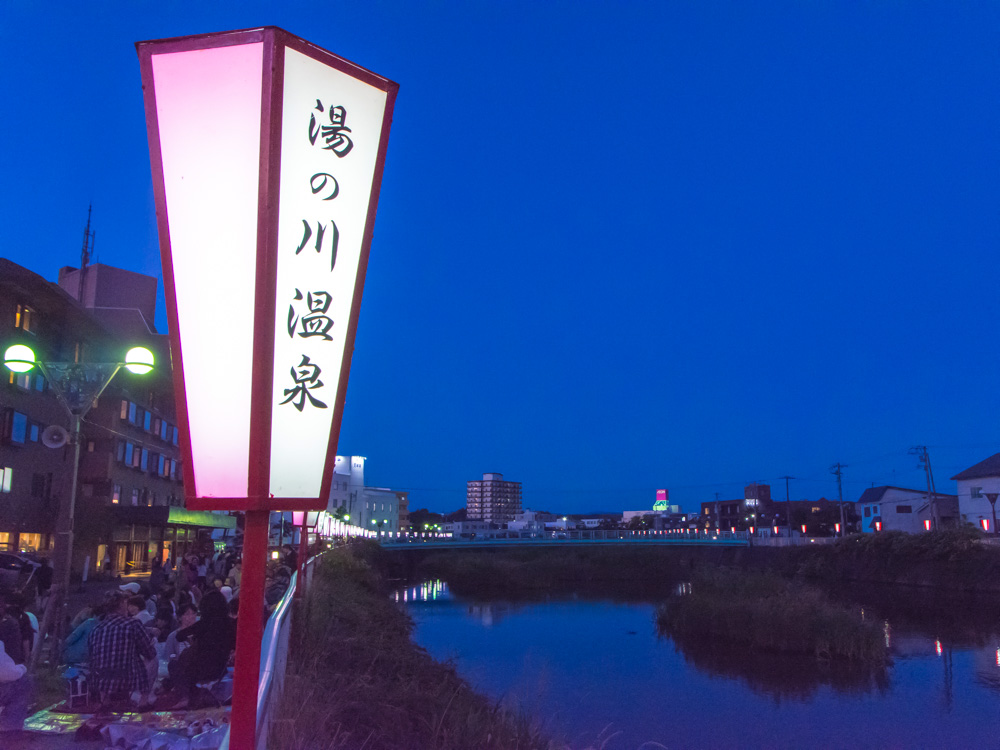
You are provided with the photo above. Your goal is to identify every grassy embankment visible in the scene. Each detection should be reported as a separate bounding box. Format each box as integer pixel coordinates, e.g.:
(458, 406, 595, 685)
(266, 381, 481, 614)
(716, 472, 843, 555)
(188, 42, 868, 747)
(269, 542, 557, 750)
(654, 568, 887, 663)
(760, 528, 1000, 592)
(409, 545, 738, 600)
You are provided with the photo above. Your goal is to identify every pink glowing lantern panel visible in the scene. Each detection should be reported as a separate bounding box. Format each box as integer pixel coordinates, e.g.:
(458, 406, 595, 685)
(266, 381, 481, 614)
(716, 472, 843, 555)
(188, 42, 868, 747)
(139, 28, 398, 512)
(150, 43, 264, 499)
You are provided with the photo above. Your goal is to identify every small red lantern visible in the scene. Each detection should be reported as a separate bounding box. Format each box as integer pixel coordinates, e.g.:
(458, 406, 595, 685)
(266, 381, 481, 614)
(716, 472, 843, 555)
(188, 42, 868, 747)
(801, 524, 807, 534)
(923, 519, 932, 531)
(875, 521, 882, 532)
(982, 519, 990, 532)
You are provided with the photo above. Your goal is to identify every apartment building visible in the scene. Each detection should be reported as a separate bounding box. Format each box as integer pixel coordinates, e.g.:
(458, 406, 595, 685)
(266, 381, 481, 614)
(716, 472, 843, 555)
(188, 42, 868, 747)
(466, 472, 522, 523)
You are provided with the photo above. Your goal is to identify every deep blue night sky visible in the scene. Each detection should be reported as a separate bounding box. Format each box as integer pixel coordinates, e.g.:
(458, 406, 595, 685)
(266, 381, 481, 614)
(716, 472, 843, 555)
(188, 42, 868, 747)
(2, 2, 998, 514)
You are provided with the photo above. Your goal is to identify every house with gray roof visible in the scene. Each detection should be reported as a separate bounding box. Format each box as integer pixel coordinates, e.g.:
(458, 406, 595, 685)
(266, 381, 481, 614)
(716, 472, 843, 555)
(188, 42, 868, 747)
(856, 485, 958, 534)
(951, 452, 1000, 532)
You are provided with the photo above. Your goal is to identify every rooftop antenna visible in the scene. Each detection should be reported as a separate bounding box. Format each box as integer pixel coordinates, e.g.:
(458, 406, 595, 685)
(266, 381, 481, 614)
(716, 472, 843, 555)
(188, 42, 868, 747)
(78, 204, 96, 302)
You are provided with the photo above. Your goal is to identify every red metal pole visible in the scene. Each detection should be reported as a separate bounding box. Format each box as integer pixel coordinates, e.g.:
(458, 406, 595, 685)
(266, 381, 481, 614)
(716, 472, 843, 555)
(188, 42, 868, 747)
(295, 520, 307, 599)
(231, 509, 269, 748)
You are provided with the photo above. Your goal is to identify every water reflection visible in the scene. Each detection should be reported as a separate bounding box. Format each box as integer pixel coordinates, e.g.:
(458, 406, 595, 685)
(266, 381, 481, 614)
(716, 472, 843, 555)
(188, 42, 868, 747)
(406, 581, 1000, 749)
(664, 634, 890, 702)
(393, 578, 449, 603)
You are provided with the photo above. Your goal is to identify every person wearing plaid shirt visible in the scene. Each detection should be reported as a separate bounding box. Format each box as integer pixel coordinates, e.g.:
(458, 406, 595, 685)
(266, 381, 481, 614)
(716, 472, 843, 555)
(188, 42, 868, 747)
(88, 593, 157, 704)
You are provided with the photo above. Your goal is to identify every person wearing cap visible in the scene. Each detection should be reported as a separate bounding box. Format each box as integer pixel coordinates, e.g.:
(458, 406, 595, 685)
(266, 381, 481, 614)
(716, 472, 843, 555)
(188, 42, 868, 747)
(0, 638, 32, 736)
(88, 592, 157, 709)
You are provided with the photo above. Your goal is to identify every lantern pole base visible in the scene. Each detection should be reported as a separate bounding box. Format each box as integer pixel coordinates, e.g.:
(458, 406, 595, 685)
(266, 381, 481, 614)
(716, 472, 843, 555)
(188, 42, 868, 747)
(231, 508, 270, 748)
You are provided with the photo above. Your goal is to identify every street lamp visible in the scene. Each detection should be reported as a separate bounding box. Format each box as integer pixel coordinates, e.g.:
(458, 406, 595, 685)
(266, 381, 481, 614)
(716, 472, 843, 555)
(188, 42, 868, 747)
(4, 343, 154, 669)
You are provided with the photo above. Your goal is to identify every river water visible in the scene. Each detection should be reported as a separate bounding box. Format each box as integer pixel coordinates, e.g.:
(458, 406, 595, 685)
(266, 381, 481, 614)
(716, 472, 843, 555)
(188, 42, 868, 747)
(403, 581, 1000, 749)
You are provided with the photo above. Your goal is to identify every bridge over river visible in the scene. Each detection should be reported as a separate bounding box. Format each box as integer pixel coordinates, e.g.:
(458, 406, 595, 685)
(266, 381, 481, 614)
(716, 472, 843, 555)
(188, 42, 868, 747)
(377, 529, 751, 549)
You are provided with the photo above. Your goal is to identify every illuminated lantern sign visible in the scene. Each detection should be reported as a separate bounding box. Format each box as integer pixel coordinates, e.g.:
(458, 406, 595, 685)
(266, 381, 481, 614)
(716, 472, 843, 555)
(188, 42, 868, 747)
(137, 27, 397, 511)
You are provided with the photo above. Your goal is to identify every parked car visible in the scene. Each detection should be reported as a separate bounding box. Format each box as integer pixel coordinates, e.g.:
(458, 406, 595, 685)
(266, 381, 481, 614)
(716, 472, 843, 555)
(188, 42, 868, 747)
(0, 553, 39, 593)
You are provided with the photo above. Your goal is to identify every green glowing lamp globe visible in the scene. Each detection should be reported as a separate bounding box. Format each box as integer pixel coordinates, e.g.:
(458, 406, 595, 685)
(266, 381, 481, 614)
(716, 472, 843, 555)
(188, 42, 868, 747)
(124, 347, 155, 375)
(3, 344, 36, 373)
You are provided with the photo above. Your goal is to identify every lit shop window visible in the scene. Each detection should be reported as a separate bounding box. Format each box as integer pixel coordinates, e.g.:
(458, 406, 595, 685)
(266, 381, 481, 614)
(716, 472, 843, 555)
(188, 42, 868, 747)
(14, 304, 34, 334)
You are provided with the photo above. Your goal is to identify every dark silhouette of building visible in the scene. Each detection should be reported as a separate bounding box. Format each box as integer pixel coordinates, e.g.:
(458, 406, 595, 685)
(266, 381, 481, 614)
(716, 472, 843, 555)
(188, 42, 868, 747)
(0, 258, 233, 578)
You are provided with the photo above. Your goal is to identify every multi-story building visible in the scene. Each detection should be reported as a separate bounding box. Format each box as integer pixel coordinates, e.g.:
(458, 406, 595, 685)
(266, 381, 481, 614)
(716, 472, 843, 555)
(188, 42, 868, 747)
(466, 472, 522, 523)
(326, 455, 407, 534)
(0, 258, 234, 578)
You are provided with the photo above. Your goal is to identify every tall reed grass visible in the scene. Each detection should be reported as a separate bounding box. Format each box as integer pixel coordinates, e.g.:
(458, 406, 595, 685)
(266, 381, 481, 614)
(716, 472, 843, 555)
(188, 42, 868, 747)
(655, 568, 887, 664)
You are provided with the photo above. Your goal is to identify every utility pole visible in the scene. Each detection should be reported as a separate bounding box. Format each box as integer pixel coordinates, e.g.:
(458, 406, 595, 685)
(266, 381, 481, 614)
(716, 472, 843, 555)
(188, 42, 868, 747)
(779, 476, 795, 537)
(831, 463, 848, 537)
(910, 446, 938, 529)
(78, 204, 95, 303)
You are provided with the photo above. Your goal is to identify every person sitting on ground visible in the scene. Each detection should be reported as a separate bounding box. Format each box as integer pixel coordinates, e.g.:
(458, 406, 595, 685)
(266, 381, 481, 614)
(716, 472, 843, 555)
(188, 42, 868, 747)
(0, 595, 24, 665)
(127, 595, 154, 626)
(88, 592, 157, 709)
(168, 591, 236, 708)
(2, 594, 33, 665)
(0, 638, 32, 738)
(152, 606, 175, 643)
(162, 603, 197, 666)
(63, 597, 111, 666)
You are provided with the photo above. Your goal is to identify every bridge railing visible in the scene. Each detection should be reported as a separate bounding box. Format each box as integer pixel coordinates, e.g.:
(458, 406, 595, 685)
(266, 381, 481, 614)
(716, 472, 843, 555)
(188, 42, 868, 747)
(378, 528, 753, 544)
(219, 553, 320, 750)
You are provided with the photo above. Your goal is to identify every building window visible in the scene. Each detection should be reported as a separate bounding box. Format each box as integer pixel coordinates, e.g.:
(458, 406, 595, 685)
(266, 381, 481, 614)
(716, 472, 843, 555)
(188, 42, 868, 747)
(5, 411, 28, 445)
(10, 371, 31, 390)
(140, 449, 149, 472)
(144, 411, 152, 432)
(30, 473, 52, 499)
(172, 427, 179, 446)
(0, 467, 12, 493)
(124, 442, 134, 466)
(29, 424, 39, 442)
(160, 421, 169, 441)
(14, 304, 34, 334)
(896, 505, 912, 514)
(864, 507, 871, 518)
(132, 446, 142, 469)
(128, 403, 137, 425)
(972, 487, 983, 499)
(131, 488, 140, 506)
(112, 484, 121, 504)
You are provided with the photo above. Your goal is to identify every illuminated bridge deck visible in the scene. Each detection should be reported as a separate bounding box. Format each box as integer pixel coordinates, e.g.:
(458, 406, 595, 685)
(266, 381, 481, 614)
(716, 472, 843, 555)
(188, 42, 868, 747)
(378, 533, 750, 550)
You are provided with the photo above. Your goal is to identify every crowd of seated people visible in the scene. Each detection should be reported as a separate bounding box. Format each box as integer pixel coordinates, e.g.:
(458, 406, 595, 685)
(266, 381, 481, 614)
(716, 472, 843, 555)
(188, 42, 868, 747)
(58, 549, 249, 711)
(0, 545, 303, 724)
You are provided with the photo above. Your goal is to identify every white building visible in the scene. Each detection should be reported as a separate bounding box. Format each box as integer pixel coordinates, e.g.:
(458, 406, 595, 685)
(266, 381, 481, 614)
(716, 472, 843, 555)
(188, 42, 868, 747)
(327, 455, 405, 535)
(508, 509, 546, 535)
(951, 453, 1000, 532)
(856, 486, 959, 534)
(443, 520, 492, 537)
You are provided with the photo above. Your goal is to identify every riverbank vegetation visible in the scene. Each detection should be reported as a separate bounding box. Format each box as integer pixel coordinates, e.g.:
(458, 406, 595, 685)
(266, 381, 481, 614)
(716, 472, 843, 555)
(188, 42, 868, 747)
(772, 528, 1000, 592)
(270, 542, 556, 750)
(410, 546, 735, 600)
(655, 568, 887, 664)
